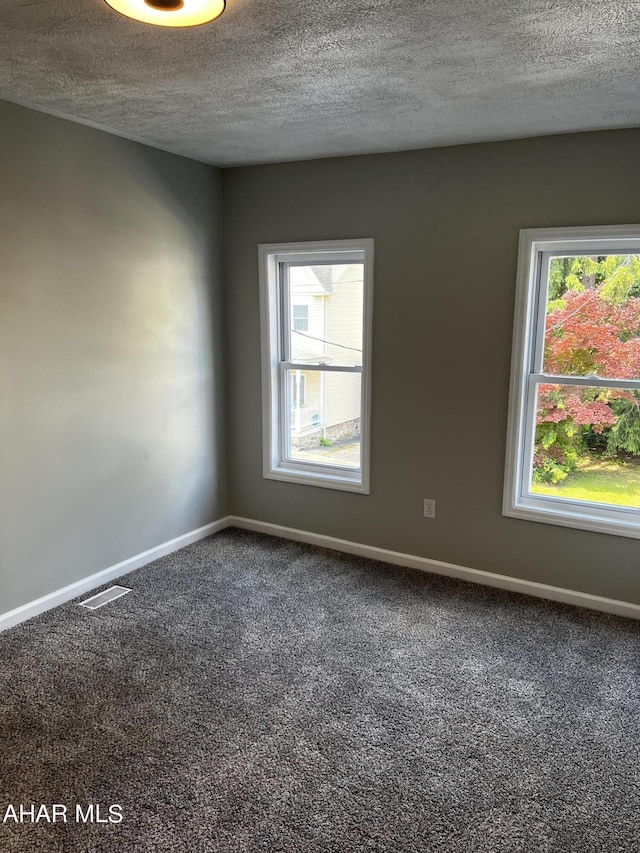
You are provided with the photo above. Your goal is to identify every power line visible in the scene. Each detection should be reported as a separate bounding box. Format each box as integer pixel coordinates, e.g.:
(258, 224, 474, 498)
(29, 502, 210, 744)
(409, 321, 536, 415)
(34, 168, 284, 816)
(292, 329, 362, 353)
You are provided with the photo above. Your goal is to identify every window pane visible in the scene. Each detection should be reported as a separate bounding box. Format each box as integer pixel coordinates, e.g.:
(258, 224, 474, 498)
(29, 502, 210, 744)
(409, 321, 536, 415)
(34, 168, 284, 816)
(542, 254, 640, 380)
(288, 263, 364, 367)
(292, 304, 308, 331)
(286, 369, 361, 469)
(529, 382, 640, 508)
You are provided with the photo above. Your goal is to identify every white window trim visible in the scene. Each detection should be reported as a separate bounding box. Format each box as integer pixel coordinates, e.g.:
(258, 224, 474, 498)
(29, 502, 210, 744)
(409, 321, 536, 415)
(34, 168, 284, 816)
(504, 224, 640, 539)
(259, 239, 374, 494)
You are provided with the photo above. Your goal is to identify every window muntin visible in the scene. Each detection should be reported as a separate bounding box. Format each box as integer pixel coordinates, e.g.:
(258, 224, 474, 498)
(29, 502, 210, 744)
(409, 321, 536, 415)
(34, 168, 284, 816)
(504, 227, 640, 538)
(260, 240, 373, 493)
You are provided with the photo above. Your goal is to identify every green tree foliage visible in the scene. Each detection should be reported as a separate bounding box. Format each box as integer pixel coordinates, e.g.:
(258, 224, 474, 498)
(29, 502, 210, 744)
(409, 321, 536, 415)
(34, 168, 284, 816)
(606, 398, 640, 457)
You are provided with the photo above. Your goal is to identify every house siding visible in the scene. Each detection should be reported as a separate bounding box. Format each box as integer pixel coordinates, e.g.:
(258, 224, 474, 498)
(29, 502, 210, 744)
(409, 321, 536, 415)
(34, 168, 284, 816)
(324, 372, 361, 431)
(324, 269, 363, 429)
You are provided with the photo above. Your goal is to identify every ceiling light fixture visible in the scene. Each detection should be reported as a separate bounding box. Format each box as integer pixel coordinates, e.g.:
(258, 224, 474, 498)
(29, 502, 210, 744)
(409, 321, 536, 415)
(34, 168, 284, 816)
(104, 0, 225, 27)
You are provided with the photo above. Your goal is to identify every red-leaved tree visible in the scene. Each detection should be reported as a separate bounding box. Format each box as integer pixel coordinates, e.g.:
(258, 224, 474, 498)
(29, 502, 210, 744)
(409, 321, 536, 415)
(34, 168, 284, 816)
(534, 279, 640, 483)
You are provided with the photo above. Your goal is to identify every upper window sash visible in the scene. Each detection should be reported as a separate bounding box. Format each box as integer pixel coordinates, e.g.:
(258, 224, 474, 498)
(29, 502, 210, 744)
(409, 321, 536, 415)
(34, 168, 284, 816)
(532, 248, 640, 382)
(280, 257, 365, 369)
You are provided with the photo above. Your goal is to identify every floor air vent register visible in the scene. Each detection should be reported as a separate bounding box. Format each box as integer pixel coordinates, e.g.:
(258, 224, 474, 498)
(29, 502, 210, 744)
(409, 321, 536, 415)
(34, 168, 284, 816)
(79, 586, 131, 610)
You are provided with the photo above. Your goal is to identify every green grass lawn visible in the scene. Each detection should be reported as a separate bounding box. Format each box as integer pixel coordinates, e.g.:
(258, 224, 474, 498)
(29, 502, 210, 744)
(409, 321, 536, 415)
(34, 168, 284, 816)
(531, 456, 640, 507)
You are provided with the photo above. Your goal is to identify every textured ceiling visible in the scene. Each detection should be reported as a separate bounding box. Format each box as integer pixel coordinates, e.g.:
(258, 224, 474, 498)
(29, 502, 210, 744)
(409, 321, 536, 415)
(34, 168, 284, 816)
(1, 0, 640, 166)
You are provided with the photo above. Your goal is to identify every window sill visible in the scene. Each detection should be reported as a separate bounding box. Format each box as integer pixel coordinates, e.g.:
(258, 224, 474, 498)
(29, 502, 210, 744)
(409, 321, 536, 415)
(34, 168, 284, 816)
(264, 466, 369, 494)
(504, 495, 640, 540)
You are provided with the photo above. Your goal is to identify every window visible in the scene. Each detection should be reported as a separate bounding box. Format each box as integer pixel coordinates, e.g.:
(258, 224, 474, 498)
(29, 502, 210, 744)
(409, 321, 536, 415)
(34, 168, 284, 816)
(259, 239, 374, 492)
(292, 305, 309, 332)
(504, 225, 640, 539)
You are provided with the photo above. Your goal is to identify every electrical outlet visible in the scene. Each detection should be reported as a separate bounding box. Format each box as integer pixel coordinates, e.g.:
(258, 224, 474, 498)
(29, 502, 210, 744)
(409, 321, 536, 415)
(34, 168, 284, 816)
(423, 499, 436, 519)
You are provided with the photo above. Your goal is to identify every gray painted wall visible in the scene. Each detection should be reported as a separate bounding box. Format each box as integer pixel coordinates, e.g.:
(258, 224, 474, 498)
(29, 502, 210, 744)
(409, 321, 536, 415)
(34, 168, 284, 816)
(3, 104, 638, 615)
(222, 130, 640, 605)
(0, 101, 227, 614)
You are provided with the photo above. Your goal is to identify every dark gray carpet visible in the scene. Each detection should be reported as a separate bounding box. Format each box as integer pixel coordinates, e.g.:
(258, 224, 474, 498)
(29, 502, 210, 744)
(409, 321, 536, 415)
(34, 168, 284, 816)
(1, 528, 639, 852)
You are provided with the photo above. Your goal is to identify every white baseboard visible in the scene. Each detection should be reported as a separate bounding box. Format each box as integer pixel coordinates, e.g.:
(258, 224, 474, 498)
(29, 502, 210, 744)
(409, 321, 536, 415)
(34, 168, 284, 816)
(228, 516, 640, 621)
(4, 514, 638, 632)
(0, 517, 231, 633)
